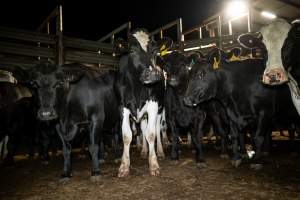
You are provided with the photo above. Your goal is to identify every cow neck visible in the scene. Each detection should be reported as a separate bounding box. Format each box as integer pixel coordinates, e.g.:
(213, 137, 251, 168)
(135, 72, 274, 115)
(213, 67, 227, 103)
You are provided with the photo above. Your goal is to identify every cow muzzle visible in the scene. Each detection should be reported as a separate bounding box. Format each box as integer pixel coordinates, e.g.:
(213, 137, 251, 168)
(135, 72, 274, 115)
(262, 68, 288, 85)
(37, 108, 58, 121)
(183, 96, 198, 107)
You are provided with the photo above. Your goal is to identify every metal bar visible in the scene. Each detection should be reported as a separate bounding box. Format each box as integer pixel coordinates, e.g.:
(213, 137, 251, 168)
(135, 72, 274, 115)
(36, 7, 58, 32)
(218, 16, 222, 49)
(98, 22, 131, 42)
(199, 27, 202, 39)
(159, 29, 163, 39)
(64, 37, 115, 53)
(0, 41, 55, 58)
(247, 10, 251, 32)
(0, 26, 56, 44)
(56, 5, 64, 65)
(177, 18, 183, 52)
(229, 21, 232, 35)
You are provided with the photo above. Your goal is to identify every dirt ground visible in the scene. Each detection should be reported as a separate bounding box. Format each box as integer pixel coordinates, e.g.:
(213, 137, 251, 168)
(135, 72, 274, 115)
(0, 139, 300, 200)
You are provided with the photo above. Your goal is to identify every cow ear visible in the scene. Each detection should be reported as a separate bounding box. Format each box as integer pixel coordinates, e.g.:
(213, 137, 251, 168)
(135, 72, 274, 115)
(227, 47, 242, 61)
(206, 48, 226, 69)
(61, 64, 85, 83)
(0, 64, 30, 83)
(156, 37, 173, 56)
(237, 32, 264, 49)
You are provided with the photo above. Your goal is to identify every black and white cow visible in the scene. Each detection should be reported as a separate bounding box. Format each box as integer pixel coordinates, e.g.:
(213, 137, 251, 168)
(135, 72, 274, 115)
(116, 29, 169, 177)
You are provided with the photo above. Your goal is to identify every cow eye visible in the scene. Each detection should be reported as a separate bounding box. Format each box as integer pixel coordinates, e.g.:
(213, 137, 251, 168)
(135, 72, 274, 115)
(30, 81, 39, 88)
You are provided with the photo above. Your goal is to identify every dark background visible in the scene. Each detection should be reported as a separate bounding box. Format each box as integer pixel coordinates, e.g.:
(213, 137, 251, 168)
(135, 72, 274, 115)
(0, 0, 224, 40)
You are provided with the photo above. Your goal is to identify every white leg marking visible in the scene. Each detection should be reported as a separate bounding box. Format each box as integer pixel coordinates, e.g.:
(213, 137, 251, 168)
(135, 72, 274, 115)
(118, 108, 132, 177)
(156, 114, 165, 159)
(145, 100, 160, 175)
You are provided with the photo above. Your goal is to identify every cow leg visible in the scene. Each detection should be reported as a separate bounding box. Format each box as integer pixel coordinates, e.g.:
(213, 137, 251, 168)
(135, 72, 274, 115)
(40, 131, 50, 165)
(146, 101, 160, 176)
(161, 109, 170, 147)
(170, 122, 180, 161)
(251, 114, 269, 169)
(98, 140, 105, 164)
(118, 108, 132, 177)
(230, 121, 242, 167)
(140, 119, 148, 158)
(156, 113, 165, 159)
(89, 121, 103, 182)
(192, 116, 206, 168)
(56, 124, 72, 183)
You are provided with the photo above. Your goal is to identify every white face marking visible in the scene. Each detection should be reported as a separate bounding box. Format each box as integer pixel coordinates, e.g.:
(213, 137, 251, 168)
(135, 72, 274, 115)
(260, 19, 291, 70)
(132, 31, 150, 52)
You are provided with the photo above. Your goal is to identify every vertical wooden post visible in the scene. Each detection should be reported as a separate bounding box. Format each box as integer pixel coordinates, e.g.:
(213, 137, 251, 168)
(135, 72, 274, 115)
(56, 5, 64, 66)
(217, 16, 222, 49)
(177, 18, 183, 52)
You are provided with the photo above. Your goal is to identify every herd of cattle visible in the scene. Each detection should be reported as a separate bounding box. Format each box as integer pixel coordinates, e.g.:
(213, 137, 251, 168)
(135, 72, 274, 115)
(0, 18, 299, 183)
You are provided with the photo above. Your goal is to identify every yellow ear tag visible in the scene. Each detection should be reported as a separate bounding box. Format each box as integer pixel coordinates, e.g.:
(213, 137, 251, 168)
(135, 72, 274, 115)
(229, 54, 240, 61)
(160, 44, 167, 56)
(213, 57, 220, 69)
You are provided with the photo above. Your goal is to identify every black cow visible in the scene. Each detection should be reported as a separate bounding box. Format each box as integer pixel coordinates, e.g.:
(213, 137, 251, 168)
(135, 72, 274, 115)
(0, 79, 36, 163)
(183, 48, 300, 168)
(116, 29, 170, 177)
(7, 62, 120, 182)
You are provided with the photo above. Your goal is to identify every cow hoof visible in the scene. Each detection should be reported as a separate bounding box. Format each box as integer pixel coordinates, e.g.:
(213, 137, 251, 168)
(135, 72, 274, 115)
(118, 169, 129, 178)
(41, 160, 49, 165)
(240, 153, 249, 159)
(59, 176, 71, 184)
(140, 152, 148, 159)
(196, 162, 207, 168)
(250, 164, 263, 170)
(262, 152, 269, 157)
(150, 168, 160, 176)
(78, 154, 86, 159)
(163, 139, 170, 147)
(231, 159, 242, 168)
(171, 160, 179, 165)
(99, 159, 105, 164)
(157, 153, 165, 160)
(114, 158, 122, 164)
(90, 175, 101, 183)
(220, 154, 230, 159)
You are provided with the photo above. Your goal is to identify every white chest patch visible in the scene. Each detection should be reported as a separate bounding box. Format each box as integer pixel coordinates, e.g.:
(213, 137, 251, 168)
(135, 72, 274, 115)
(133, 31, 150, 52)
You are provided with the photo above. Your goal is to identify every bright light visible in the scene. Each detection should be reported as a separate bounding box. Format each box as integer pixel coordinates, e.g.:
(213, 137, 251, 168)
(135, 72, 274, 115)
(261, 11, 277, 19)
(226, 0, 248, 18)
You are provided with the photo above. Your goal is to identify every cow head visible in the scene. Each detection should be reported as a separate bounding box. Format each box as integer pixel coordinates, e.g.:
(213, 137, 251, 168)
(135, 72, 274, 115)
(183, 48, 223, 106)
(127, 29, 172, 84)
(29, 62, 83, 121)
(238, 19, 291, 85)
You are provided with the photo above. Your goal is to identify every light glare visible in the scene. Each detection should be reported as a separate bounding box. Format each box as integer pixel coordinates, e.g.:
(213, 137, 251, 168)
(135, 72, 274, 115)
(261, 11, 277, 19)
(226, 1, 248, 18)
